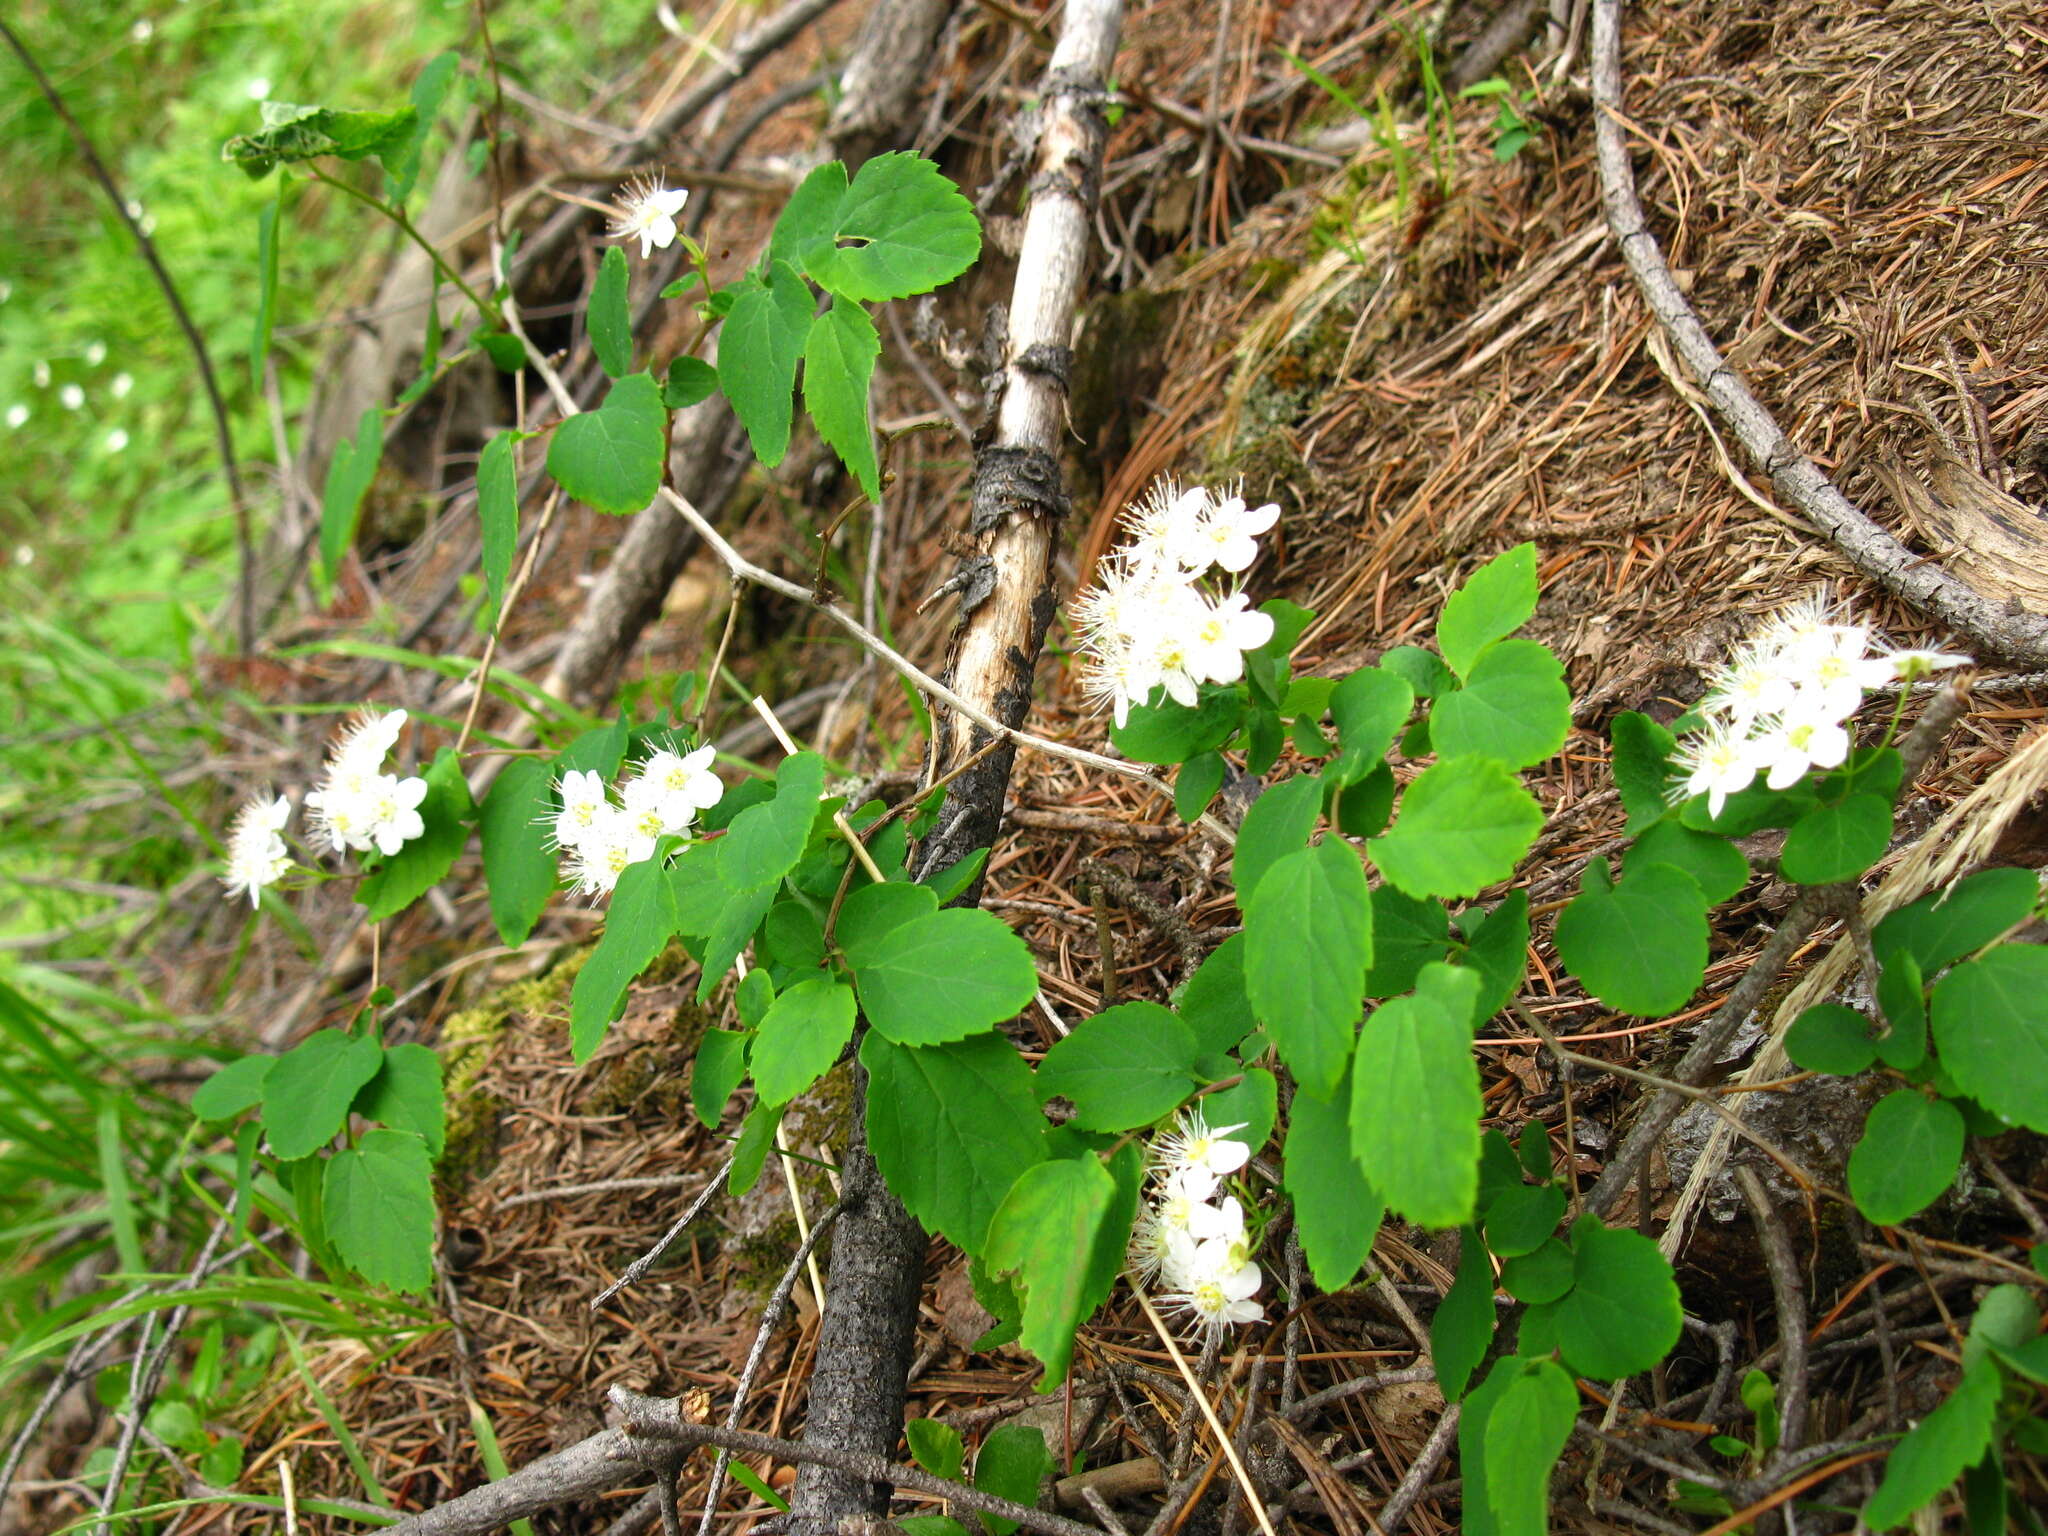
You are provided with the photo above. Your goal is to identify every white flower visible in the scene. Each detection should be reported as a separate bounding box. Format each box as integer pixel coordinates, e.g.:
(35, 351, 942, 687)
(111, 372, 133, 399)
(566, 806, 656, 900)
(1082, 640, 1165, 730)
(328, 709, 408, 788)
(1172, 494, 1280, 575)
(104, 428, 128, 454)
(5, 404, 25, 429)
(610, 175, 689, 259)
(0, 281, 11, 303)
(84, 341, 107, 367)
(361, 773, 429, 857)
(1155, 1167, 1237, 1232)
(1880, 646, 1971, 682)
(1670, 718, 1761, 819)
(245, 76, 271, 101)
(1154, 1111, 1252, 1188)
(58, 384, 83, 411)
(1793, 627, 1878, 723)
(628, 744, 723, 832)
(1122, 481, 1212, 574)
(1160, 1238, 1264, 1338)
(12, 544, 33, 567)
(222, 794, 292, 908)
(1701, 641, 1798, 733)
(305, 710, 416, 853)
(32, 361, 49, 388)
(552, 768, 612, 851)
(1185, 592, 1275, 686)
(1750, 709, 1851, 792)
(131, 18, 154, 42)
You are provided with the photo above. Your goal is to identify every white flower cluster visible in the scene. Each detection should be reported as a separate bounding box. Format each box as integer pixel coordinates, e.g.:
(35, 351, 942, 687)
(222, 795, 292, 909)
(1674, 595, 1970, 817)
(553, 744, 724, 900)
(1073, 481, 1281, 729)
(1131, 1112, 1264, 1339)
(219, 709, 429, 908)
(610, 175, 690, 259)
(305, 710, 429, 858)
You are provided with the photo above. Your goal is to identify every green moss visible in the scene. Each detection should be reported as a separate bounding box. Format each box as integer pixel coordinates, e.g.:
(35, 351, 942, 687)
(433, 953, 585, 1201)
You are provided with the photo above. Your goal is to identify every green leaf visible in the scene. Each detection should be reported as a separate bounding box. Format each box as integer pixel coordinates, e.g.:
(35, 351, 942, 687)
(1437, 543, 1537, 679)
(837, 880, 939, 956)
(251, 190, 283, 389)
(1110, 688, 1244, 765)
(1379, 645, 1455, 699)
(1430, 641, 1570, 769)
(1246, 840, 1373, 1095)
(1484, 1183, 1566, 1259)
(1552, 1218, 1682, 1380)
(806, 151, 980, 302)
(737, 967, 776, 1028)
(969, 1254, 1024, 1350)
(1458, 1357, 1519, 1536)
(691, 1029, 750, 1128)
(771, 160, 851, 273)
(861, 1032, 1047, 1252)
(262, 1030, 385, 1160)
(697, 882, 776, 1003)
(1329, 666, 1415, 760)
(1202, 1068, 1277, 1154)
(1963, 1452, 2006, 1536)
(1234, 774, 1324, 908)
(1863, 1358, 2000, 1529)
(1876, 948, 1927, 1068)
(719, 260, 814, 465)
(193, 1055, 273, 1122)
(1284, 1067, 1383, 1291)
(803, 298, 882, 500)
(569, 857, 675, 1063)
(1433, 1228, 1496, 1400)
(1849, 1091, 1963, 1226)
(1036, 1002, 1199, 1130)
(357, 748, 474, 922)
(1454, 890, 1530, 1026)
(1781, 793, 1892, 885)
(1370, 757, 1543, 900)
(985, 1144, 1138, 1388)
(851, 908, 1039, 1046)
(1785, 1002, 1878, 1076)
(974, 1424, 1054, 1536)
(922, 847, 989, 906)
(1246, 600, 1315, 706)
(719, 753, 828, 892)
(547, 372, 668, 515)
(319, 408, 383, 597)
(477, 329, 527, 371)
(322, 1129, 436, 1293)
(1623, 819, 1747, 905)
(1365, 885, 1450, 998)
(1554, 863, 1708, 1015)
(1499, 1238, 1573, 1303)
(1351, 963, 1483, 1227)
(557, 715, 629, 781)
(1175, 751, 1227, 823)
(354, 1042, 444, 1157)
(663, 355, 720, 409)
(475, 432, 520, 630)
(1480, 1359, 1578, 1536)
(589, 246, 634, 379)
(727, 1460, 789, 1513)
(222, 101, 418, 178)
(728, 1100, 782, 1196)
(1175, 935, 1256, 1057)
(383, 51, 459, 200)
(1932, 944, 2048, 1131)
(1874, 867, 2040, 973)
(1680, 778, 1815, 836)
(478, 756, 556, 947)
(1610, 712, 1677, 834)
(907, 1419, 964, 1482)
(751, 978, 856, 1107)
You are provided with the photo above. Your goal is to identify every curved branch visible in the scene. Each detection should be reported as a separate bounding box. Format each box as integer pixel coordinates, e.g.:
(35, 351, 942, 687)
(1590, 0, 2048, 666)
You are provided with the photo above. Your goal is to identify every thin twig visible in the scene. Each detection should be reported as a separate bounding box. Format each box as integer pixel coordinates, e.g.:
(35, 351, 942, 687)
(590, 1156, 738, 1308)
(0, 19, 254, 654)
(1127, 1284, 1280, 1536)
(1735, 1168, 1809, 1463)
(1376, 1405, 1457, 1534)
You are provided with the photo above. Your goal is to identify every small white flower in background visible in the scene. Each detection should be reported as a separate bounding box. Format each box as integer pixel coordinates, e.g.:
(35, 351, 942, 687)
(1882, 647, 1971, 682)
(111, 372, 133, 399)
(0, 280, 12, 303)
(5, 404, 26, 429)
(12, 545, 33, 567)
(245, 76, 271, 101)
(104, 428, 129, 454)
(303, 708, 428, 857)
(1135, 1110, 1263, 1339)
(1073, 479, 1279, 730)
(1700, 642, 1797, 733)
(552, 768, 613, 851)
(222, 794, 293, 908)
(58, 384, 83, 411)
(32, 361, 50, 389)
(130, 17, 154, 42)
(1751, 710, 1851, 792)
(610, 175, 689, 260)
(84, 341, 107, 367)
